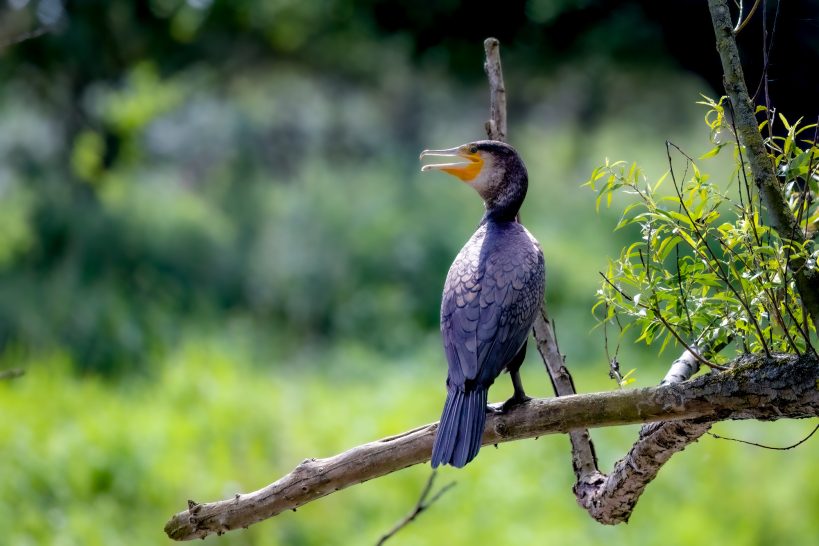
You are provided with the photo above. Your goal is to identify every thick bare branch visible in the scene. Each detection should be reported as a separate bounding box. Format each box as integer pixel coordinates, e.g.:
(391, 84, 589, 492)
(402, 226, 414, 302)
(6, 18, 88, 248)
(708, 0, 819, 331)
(165, 354, 819, 540)
(574, 343, 726, 524)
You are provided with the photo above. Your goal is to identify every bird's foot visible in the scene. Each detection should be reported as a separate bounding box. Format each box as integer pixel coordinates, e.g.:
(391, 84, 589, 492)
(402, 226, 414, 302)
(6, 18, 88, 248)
(500, 393, 532, 413)
(485, 405, 503, 415)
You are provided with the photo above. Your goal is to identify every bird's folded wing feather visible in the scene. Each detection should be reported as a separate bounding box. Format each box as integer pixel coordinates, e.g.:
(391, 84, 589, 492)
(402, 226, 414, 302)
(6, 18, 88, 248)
(442, 232, 544, 389)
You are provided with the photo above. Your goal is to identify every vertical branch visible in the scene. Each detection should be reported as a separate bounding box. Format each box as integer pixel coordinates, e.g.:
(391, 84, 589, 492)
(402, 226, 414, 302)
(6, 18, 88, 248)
(482, 37, 602, 486)
(532, 309, 602, 483)
(708, 0, 819, 333)
(482, 37, 739, 524)
(483, 38, 507, 142)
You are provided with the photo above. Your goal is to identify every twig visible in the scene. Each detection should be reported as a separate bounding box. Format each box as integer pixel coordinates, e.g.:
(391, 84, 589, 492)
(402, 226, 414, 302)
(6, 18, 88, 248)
(734, 0, 761, 33)
(598, 272, 724, 370)
(707, 421, 819, 450)
(652, 307, 727, 371)
(603, 303, 624, 386)
(532, 308, 601, 480)
(665, 140, 772, 357)
(375, 471, 455, 545)
(709, 0, 819, 334)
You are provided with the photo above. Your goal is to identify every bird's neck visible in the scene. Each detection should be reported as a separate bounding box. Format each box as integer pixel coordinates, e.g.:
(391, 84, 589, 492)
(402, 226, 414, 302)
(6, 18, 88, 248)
(482, 174, 527, 223)
(483, 205, 520, 224)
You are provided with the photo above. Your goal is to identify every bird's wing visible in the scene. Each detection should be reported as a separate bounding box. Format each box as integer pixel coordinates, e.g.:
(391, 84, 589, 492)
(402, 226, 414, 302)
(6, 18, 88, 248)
(441, 236, 484, 387)
(474, 241, 544, 385)
(441, 227, 545, 389)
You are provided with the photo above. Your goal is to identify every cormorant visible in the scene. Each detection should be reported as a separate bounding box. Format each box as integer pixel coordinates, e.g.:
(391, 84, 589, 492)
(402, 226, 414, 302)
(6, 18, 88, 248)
(420, 140, 545, 468)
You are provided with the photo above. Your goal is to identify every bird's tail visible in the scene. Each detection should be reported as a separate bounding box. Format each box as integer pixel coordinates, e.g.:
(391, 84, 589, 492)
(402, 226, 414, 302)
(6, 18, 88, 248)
(431, 387, 488, 468)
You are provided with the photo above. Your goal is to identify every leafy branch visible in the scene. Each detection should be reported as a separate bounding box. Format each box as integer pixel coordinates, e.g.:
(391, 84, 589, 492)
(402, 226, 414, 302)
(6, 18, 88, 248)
(586, 96, 817, 360)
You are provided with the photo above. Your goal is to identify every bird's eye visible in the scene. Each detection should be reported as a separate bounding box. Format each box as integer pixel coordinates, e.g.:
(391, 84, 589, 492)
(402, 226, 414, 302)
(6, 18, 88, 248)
(469, 145, 478, 154)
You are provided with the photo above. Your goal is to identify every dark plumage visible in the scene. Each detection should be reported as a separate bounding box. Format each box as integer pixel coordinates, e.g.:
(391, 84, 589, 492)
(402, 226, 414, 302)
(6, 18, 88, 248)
(420, 140, 545, 468)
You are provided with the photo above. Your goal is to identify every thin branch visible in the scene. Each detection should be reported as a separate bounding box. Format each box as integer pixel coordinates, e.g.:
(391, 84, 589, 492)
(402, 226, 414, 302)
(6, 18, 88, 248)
(603, 303, 625, 386)
(666, 140, 772, 356)
(163, 353, 819, 539)
(598, 272, 723, 370)
(483, 37, 600, 483)
(375, 471, 455, 545)
(707, 421, 819, 450)
(734, 0, 761, 33)
(532, 308, 601, 481)
(709, 0, 819, 333)
(675, 247, 694, 336)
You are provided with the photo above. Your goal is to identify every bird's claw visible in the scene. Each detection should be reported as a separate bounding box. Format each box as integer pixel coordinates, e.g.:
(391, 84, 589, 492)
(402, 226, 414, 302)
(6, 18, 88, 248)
(500, 394, 532, 413)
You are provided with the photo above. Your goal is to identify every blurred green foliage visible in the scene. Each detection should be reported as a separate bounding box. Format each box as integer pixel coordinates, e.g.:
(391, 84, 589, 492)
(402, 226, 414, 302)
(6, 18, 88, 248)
(0, 0, 716, 373)
(2, 1, 817, 544)
(3, 342, 819, 545)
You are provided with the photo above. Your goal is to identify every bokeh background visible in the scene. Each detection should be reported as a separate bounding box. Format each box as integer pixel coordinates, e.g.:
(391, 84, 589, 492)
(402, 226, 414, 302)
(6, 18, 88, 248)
(2, 1, 819, 544)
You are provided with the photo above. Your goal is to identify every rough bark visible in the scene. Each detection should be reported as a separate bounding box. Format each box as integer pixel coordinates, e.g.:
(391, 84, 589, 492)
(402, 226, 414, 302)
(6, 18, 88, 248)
(574, 347, 718, 524)
(164, 353, 819, 540)
(483, 38, 507, 142)
(708, 0, 819, 331)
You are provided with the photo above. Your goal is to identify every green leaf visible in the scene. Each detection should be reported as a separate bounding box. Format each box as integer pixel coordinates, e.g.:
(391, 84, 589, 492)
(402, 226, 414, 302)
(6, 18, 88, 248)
(779, 112, 792, 131)
(676, 229, 698, 249)
(699, 145, 724, 160)
(657, 235, 683, 261)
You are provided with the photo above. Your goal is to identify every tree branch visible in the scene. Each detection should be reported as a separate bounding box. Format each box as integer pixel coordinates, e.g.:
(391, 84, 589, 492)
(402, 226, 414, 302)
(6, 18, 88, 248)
(707, 0, 819, 332)
(572, 342, 726, 524)
(483, 37, 601, 486)
(164, 353, 819, 540)
(532, 308, 602, 482)
(484, 36, 605, 510)
(375, 471, 455, 545)
(483, 38, 507, 142)
(165, 34, 819, 540)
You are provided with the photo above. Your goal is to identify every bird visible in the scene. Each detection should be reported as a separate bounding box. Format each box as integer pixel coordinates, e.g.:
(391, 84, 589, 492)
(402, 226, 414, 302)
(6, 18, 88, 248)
(420, 140, 545, 468)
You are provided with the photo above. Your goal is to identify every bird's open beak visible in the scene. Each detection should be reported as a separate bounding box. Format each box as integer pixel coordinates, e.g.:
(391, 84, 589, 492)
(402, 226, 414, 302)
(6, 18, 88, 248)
(419, 146, 483, 182)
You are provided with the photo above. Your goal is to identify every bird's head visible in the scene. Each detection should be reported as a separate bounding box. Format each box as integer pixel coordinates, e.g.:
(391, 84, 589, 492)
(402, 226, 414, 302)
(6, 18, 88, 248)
(420, 140, 528, 220)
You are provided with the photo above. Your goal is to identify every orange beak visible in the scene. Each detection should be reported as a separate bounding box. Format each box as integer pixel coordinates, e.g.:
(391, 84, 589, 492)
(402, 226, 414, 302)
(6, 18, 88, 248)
(419, 146, 484, 182)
